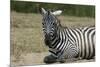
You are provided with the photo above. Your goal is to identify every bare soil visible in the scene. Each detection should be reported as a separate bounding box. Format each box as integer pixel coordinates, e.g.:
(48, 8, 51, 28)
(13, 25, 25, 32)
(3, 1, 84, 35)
(11, 52, 95, 66)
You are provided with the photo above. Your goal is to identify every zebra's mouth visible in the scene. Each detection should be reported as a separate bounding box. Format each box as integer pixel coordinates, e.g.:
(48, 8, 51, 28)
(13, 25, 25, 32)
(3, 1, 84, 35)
(45, 32, 54, 39)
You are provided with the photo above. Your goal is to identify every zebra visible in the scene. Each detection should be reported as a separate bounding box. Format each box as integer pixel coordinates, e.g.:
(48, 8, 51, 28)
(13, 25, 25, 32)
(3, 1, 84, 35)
(41, 8, 95, 64)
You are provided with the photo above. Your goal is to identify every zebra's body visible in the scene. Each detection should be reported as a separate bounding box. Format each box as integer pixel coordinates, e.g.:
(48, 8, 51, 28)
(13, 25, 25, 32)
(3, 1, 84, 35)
(41, 8, 95, 63)
(50, 26, 95, 59)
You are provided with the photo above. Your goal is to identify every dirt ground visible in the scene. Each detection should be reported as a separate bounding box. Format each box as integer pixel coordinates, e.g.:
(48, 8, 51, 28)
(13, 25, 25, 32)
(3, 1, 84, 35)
(11, 52, 95, 66)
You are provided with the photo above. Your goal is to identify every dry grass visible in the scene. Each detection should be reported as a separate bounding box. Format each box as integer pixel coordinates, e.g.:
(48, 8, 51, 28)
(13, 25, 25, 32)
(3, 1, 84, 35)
(11, 11, 48, 63)
(10, 11, 95, 66)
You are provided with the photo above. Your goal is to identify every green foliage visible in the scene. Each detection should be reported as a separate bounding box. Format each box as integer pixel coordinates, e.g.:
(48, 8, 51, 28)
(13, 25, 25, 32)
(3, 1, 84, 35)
(11, 1, 95, 17)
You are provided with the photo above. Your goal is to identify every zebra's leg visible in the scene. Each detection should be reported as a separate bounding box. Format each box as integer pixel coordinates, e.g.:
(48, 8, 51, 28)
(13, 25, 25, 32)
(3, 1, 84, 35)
(58, 58, 80, 63)
(86, 56, 95, 60)
(59, 58, 66, 63)
(64, 58, 80, 63)
(44, 54, 57, 64)
(57, 56, 66, 63)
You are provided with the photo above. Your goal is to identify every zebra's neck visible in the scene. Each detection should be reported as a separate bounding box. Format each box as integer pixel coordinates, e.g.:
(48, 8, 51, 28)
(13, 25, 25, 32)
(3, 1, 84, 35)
(49, 27, 70, 57)
(50, 27, 69, 49)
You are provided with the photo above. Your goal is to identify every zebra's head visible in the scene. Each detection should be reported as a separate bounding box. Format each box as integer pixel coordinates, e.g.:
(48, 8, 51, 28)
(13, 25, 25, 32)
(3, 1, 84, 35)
(41, 8, 62, 39)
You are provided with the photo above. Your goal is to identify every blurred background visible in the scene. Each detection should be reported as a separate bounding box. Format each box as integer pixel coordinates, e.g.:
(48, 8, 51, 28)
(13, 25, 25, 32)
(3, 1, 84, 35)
(10, 0, 95, 66)
(11, 0, 95, 17)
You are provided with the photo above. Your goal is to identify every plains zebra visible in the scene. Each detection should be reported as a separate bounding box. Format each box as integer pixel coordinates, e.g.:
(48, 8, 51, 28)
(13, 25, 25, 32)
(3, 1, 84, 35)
(41, 8, 95, 64)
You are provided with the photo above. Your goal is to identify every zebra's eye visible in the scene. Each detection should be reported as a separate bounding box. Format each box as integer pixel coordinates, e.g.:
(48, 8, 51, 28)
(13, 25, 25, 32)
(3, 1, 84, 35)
(53, 23, 55, 25)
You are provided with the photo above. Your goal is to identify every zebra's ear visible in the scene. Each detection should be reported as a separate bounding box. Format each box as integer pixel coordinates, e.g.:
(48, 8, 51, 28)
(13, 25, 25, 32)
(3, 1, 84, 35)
(52, 10, 62, 16)
(41, 8, 47, 15)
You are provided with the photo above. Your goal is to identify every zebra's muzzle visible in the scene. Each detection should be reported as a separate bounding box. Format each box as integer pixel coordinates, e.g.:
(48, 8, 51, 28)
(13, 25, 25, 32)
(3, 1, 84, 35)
(45, 33, 51, 39)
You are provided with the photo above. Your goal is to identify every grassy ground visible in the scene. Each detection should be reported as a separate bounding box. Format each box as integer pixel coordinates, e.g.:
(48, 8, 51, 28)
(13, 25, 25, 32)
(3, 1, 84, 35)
(10, 11, 95, 66)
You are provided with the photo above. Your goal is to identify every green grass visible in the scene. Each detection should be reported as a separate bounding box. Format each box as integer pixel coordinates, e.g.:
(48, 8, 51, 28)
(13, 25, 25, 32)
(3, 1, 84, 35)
(11, 11, 95, 60)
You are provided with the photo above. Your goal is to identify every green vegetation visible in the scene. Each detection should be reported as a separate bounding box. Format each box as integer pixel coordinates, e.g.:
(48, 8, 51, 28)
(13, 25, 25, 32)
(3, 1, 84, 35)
(11, 1, 95, 17)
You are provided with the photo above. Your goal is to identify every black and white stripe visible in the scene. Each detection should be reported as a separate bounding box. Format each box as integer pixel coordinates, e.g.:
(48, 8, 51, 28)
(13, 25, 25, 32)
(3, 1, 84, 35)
(41, 8, 95, 63)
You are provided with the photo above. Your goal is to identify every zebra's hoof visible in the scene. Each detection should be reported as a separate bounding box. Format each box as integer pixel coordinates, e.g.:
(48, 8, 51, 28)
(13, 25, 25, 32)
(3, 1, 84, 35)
(59, 59, 66, 63)
(44, 55, 57, 64)
(59, 60, 66, 63)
